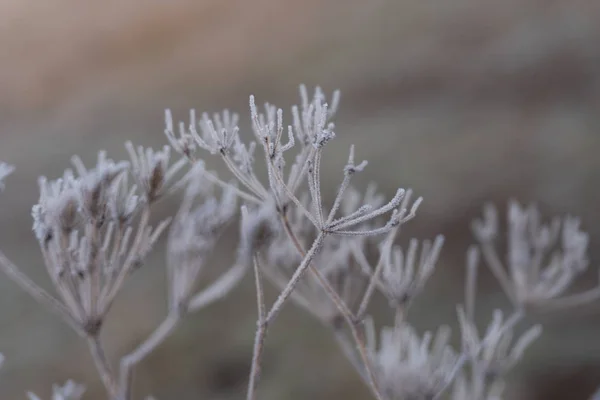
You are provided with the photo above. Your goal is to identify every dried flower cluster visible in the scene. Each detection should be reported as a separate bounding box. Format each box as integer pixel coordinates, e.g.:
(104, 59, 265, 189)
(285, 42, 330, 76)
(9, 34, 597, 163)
(1, 87, 599, 400)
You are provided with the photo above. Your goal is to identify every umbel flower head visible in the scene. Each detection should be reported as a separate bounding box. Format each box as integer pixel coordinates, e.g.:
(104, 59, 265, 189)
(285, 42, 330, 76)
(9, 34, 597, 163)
(457, 307, 541, 380)
(367, 321, 458, 400)
(472, 200, 600, 309)
(28, 146, 172, 334)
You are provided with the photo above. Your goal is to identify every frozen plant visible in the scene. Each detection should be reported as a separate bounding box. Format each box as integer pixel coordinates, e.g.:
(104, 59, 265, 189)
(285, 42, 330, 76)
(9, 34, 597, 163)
(472, 201, 600, 310)
(1, 87, 599, 400)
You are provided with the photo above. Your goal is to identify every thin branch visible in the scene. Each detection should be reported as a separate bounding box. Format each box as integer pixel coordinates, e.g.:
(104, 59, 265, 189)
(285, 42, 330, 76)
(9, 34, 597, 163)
(264, 231, 326, 323)
(330, 327, 365, 377)
(247, 256, 267, 400)
(118, 260, 247, 399)
(118, 312, 181, 400)
(356, 228, 398, 319)
(279, 215, 385, 400)
(199, 167, 262, 205)
(541, 285, 600, 310)
(434, 309, 525, 399)
(465, 246, 480, 320)
(479, 243, 517, 306)
(188, 261, 248, 312)
(87, 335, 118, 399)
(0, 251, 84, 336)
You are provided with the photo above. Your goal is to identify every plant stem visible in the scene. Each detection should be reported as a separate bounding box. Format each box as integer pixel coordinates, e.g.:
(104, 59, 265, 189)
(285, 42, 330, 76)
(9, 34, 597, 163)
(118, 312, 181, 400)
(247, 256, 267, 400)
(264, 231, 325, 323)
(279, 215, 385, 400)
(0, 251, 85, 336)
(87, 335, 118, 399)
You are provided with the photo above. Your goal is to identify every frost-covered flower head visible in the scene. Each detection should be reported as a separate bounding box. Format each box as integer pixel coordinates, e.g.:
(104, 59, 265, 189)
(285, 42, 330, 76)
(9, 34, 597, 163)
(368, 322, 458, 400)
(472, 201, 597, 309)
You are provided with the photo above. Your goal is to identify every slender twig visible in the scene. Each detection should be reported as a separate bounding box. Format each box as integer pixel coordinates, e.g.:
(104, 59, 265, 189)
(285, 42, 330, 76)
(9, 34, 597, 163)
(279, 214, 385, 400)
(479, 243, 517, 306)
(356, 228, 398, 319)
(330, 327, 365, 376)
(541, 286, 600, 310)
(465, 246, 480, 320)
(0, 251, 85, 336)
(247, 256, 267, 400)
(87, 335, 118, 399)
(200, 168, 262, 205)
(118, 312, 181, 400)
(434, 309, 525, 399)
(188, 261, 247, 312)
(264, 231, 326, 322)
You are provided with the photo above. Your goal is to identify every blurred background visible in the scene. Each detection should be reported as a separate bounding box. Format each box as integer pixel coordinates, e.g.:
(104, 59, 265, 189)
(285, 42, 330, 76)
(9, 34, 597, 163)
(1, 0, 600, 399)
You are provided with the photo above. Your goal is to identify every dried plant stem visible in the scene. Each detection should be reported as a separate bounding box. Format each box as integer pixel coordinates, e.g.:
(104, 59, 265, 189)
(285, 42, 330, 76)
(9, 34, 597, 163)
(279, 215, 385, 400)
(331, 328, 364, 374)
(247, 257, 267, 400)
(245, 231, 325, 400)
(356, 229, 397, 319)
(542, 286, 600, 310)
(87, 335, 118, 399)
(465, 247, 479, 320)
(0, 251, 85, 336)
(264, 231, 325, 322)
(394, 306, 406, 330)
(434, 309, 525, 399)
(349, 322, 384, 400)
(479, 243, 517, 306)
(118, 312, 181, 400)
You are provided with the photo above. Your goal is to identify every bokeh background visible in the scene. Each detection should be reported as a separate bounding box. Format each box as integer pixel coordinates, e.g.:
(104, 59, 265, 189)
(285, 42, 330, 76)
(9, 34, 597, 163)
(1, 1, 600, 399)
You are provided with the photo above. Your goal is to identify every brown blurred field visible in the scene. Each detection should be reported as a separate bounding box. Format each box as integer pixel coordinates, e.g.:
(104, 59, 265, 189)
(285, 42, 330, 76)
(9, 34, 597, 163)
(1, 1, 600, 399)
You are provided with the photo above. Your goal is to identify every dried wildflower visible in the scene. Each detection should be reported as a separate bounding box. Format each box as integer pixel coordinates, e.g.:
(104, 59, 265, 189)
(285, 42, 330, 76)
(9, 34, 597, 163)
(125, 141, 186, 203)
(33, 171, 80, 242)
(264, 232, 368, 325)
(167, 175, 238, 310)
(451, 307, 541, 400)
(3, 85, 445, 400)
(368, 321, 458, 400)
(27, 380, 86, 400)
(0, 162, 14, 190)
(378, 236, 444, 308)
(197, 109, 241, 155)
(290, 85, 339, 147)
(21, 149, 171, 334)
(472, 200, 600, 309)
(164, 109, 197, 160)
(457, 307, 541, 380)
(71, 151, 129, 221)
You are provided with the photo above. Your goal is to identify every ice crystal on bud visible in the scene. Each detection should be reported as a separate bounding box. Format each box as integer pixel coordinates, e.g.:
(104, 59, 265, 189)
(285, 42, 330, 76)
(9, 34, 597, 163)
(71, 151, 129, 221)
(125, 142, 186, 203)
